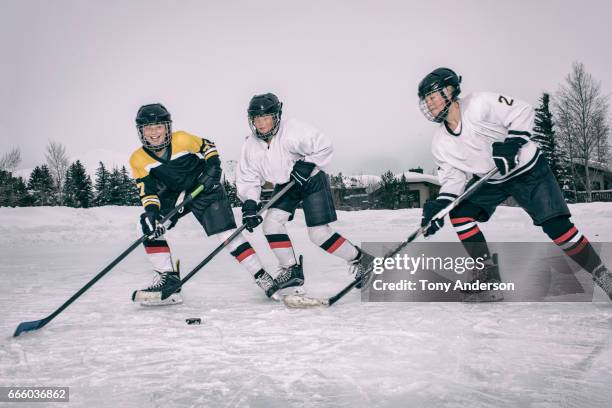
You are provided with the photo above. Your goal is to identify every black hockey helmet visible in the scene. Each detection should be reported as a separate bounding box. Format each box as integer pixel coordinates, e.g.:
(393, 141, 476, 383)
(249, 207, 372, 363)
(247, 93, 283, 141)
(135, 103, 172, 152)
(418, 68, 462, 123)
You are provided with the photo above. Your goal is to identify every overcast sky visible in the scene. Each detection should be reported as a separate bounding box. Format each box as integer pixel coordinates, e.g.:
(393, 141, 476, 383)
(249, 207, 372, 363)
(2, 0, 611, 176)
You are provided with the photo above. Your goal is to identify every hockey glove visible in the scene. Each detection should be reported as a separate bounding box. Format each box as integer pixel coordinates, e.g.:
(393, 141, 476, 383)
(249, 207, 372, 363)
(290, 160, 316, 187)
(421, 198, 452, 237)
(140, 207, 166, 239)
(197, 157, 222, 193)
(241, 199, 263, 232)
(492, 137, 528, 176)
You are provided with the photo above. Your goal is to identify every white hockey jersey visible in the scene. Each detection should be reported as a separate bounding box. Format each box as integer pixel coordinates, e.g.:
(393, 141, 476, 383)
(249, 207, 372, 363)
(432, 92, 540, 199)
(236, 118, 333, 202)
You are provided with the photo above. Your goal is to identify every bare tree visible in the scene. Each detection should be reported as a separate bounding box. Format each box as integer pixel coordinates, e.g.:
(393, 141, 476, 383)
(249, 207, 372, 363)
(0, 147, 22, 173)
(553, 62, 610, 201)
(45, 141, 69, 205)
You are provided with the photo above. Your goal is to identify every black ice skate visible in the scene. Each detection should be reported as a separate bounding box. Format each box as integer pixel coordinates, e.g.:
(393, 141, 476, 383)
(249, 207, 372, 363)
(254, 270, 280, 299)
(274, 255, 305, 295)
(349, 247, 375, 289)
(593, 264, 612, 301)
(461, 253, 504, 302)
(132, 267, 183, 306)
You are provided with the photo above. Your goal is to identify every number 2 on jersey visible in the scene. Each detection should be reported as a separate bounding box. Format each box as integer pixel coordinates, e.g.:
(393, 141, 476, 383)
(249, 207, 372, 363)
(498, 95, 514, 106)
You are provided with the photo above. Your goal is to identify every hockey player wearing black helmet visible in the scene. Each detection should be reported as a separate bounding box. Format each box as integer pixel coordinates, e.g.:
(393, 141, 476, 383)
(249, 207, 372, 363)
(418, 67, 462, 123)
(417, 68, 612, 302)
(237, 93, 374, 295)
(247, 93, 283, 142)
(130, 103, 279, 304)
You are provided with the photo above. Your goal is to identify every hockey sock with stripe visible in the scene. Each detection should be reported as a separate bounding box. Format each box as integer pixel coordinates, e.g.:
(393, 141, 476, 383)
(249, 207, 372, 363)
(308, 224, 358, 262)
(450, 216, 493, 263)
(262, 208, 297, 268)
(216, 230, 266, 276)
(542, 216, 603, 274)
(143, 238, 174, 272)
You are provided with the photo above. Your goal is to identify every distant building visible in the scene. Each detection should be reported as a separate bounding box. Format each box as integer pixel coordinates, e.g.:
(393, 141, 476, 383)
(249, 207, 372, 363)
(331, 171, 441, 210)
(563, 161, 612, 202)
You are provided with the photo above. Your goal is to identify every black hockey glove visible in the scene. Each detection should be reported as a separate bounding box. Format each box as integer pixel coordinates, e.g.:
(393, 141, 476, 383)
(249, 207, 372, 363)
(421, 198, 452, 237)
(140, 207, 166, 238)
(290, 160, 316, 187)
(241, 199, 263, 233)
(492, 137, 528, 176)
(197, 157, 222, 193)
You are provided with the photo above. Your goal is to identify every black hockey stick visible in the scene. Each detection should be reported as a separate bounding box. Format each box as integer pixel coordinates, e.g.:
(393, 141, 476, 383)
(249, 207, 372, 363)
(13, 185, 207, 337)
(283, 168, 499, 308)
(132, 181, 297, 302)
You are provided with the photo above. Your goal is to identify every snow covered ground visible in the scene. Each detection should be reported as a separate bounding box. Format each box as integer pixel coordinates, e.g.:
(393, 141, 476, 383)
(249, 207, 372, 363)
(1, 204, 611, 407)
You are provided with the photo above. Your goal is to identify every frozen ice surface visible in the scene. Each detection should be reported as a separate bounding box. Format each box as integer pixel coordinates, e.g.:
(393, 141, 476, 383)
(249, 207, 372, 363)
(1, 204, 611, 407)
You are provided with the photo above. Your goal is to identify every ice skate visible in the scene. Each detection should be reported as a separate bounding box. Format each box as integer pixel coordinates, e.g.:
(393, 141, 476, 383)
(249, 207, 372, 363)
(592, 264, 612, 301)
(349, 247, 375, 289)
(254, 270, 280, 299)
(132, 265, 183, 306)
(274, 255, 306, 296)
(461, 254, 504, 302)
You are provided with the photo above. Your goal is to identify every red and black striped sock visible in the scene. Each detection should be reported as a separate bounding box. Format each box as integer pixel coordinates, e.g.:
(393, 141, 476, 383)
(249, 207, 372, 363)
(265, 233, 296, 268)
(544, 220, 602, 273)
(320, 232, 346, 254)
(143, 239, 173, 272)
(230, 242, 256, 263)
(451, 216, 492, 261)
(265, 234, 292, 249)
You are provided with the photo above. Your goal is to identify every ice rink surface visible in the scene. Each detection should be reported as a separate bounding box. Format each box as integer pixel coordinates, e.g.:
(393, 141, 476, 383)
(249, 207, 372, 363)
(1, 204, 611, 407)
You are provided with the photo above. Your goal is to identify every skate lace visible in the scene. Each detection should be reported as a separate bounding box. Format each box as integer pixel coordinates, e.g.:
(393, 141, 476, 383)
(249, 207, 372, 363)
(348, 252, 373, 278)
(276, 265, 296, 285)
(276, 267, 293, 283)
(594, 265, 612, 293)
(256, 273, 274, 289)
(147, 273, 167, 290)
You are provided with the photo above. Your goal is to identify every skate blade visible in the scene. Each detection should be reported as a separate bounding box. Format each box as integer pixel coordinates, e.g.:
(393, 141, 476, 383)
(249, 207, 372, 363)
(461, 291, 504, 303)
(140, 293, 183, 306)
(276, 285, 306, 297)
(133, 291, 183, 306)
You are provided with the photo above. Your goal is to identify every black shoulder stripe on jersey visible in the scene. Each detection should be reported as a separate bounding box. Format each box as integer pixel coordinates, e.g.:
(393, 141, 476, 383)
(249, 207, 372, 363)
(508, 130, 532, 137)
(438, 192, 458, 200)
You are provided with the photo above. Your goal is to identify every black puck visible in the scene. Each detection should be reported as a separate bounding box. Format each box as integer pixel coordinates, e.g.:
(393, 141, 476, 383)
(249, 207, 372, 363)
(185, 318, 201, 325)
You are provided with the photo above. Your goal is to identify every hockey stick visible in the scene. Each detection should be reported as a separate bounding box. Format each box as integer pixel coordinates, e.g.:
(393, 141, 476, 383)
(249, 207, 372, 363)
(133, 181, 297, 302)
(283, 168, 499, 308)
(13, 185, 206, 337)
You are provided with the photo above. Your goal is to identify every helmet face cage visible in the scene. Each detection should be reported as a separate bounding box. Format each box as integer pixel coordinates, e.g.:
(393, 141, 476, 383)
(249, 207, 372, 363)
(247, 94, 283, 141)
(135, 104, 172, 152)
(419, 87, 454, 123)
(417, 68, 461, 123)
(137, 121, 172, 152)
(248, 112, 281, 142)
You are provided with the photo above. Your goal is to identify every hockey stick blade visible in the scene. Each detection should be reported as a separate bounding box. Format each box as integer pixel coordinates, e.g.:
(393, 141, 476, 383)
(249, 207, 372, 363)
(282, 294, 330, 308)
(13, 319, 46, 337)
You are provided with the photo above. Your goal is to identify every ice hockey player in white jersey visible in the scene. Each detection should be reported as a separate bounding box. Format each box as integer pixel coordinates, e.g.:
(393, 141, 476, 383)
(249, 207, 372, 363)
(236, 93, 374, 294)
(417, 67, 611, 301)
(129, 103, 279, 305)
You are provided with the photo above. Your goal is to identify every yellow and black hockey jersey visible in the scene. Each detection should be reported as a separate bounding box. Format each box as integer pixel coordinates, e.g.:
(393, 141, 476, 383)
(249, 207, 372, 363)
(129, 131, 219, 210)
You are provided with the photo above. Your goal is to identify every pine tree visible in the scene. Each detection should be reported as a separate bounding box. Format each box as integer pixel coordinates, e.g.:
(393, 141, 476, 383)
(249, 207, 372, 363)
(27, 165, 57, 206)
(63, 161, 93, 208)
(94, 161, 112, 206)
(120, 166, 140, 205)
(107, 167, 124, 205)
(0, 170, 33, 207)
(532, 93, 563, 185)
(379, 170, 397, 209)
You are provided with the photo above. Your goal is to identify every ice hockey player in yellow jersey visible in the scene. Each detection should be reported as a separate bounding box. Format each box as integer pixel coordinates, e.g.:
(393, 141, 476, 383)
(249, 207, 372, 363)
(129, 103, 279, 305)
